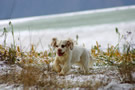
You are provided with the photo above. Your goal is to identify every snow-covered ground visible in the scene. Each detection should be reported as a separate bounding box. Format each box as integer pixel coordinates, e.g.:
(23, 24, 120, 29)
(0, 61, 135, 89)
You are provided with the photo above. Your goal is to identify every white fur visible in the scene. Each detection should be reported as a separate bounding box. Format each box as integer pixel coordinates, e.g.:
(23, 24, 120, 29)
(51, 38, 92, 75)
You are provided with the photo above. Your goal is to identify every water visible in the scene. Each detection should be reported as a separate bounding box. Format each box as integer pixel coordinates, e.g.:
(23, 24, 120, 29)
(0, 5, 135, 51)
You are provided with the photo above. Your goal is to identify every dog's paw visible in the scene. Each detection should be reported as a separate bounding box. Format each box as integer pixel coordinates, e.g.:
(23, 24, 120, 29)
(59, 71, 65, 76)
(58, 73, 64, 76)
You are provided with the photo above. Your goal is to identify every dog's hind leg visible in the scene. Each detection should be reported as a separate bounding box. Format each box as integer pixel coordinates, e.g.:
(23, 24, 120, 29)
(80, 51, 89, 74)
(80, 60, 89, 74)
(83, 63, 89, 74)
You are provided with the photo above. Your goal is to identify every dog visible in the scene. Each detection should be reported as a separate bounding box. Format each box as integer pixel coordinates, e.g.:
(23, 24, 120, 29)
(51, 38, 93, 75)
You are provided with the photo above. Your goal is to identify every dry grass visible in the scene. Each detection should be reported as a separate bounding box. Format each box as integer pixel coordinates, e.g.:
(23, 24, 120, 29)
(91, 29, 135, 84)
(0, 64, 118, 89)
(0, 22, 135, 89)
(0, 65, 58, 89)
(118, 63, 135, 83)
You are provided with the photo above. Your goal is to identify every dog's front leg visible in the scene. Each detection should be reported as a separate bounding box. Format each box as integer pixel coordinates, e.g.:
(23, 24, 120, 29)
(59, 61, 71, 75)
(59, 54, 72, 75)
(52, 58, 61, 72)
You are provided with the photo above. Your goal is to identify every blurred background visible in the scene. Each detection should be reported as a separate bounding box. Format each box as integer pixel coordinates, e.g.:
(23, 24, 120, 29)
(0, 0, 135, 19)
(0, 0, 135, 51)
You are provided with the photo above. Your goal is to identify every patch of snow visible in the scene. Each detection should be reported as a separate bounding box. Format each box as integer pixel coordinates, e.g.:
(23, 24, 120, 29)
(0, 84, 14, 90)
(0, 61, 10, 75)
(0, 61, 22, 75)
(56, 73, 109, 88)
(132, 72, 135, 80)
(99, 81, 135, 90)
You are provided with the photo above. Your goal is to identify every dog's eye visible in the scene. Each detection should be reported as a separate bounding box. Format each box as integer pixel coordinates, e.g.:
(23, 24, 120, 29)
(55, 45, 58, 47)
(61, 45, 65, 48)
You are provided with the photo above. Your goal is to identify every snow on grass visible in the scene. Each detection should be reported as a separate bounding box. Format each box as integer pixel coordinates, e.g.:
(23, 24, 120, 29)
(0, 61, 10, 75)
(0, 60, 135, 89)
(99, 81, 135, 90)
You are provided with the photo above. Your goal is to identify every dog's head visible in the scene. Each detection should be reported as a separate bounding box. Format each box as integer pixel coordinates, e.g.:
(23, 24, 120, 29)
(51, 38, 74, 56)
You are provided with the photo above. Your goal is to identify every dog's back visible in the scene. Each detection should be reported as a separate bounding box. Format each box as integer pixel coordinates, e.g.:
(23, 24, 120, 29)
(70, 46, 90, 73)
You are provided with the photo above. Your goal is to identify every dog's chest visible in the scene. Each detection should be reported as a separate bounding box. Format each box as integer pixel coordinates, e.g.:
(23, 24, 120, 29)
(58, 54, 69, 64)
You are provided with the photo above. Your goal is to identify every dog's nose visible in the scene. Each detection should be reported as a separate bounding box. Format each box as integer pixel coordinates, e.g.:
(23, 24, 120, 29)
(58, 49, 62, 52)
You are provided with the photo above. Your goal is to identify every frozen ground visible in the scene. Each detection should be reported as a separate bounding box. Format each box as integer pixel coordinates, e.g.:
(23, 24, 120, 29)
(0, 61, 135, 89)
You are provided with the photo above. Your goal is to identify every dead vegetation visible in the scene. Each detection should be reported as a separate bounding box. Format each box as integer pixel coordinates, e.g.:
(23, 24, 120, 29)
(0, 63, 120, 89)
(91, 28, 135, 84)
(0, 22, 135, 89)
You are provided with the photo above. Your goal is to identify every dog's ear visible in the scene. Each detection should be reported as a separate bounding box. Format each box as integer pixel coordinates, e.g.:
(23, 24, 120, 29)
(66, 39, 74, 50)
(51, 38, 57, 48)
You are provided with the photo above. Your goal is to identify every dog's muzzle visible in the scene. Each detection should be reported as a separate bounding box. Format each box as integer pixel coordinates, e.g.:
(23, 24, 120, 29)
(57, 49, 64, 56)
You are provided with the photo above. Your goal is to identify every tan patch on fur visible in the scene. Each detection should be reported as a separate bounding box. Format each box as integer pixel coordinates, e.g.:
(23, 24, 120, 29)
(51, 38, 57, 47)
(66, 39, 74, 50)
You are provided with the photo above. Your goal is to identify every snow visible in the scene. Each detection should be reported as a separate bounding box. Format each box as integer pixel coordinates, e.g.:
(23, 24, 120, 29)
(132, 72, 135, 79)
(0, 61, 135, 89)
(0, 61, 10, 75)
(0, 61, 22, 75)
(0, 22, 135, 52)
(99, 81, 135, 90)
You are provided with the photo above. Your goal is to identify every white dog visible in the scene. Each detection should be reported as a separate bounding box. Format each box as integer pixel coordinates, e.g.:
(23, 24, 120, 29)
(51, 38, 92, 75)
